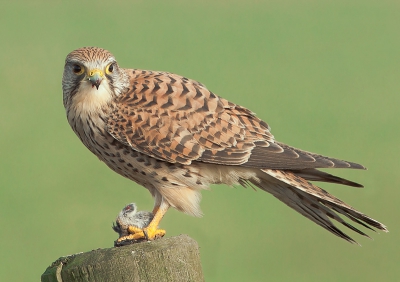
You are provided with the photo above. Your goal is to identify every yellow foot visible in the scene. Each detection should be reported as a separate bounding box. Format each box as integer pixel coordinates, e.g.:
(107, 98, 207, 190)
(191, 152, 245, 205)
(117, 226, 166, 242)
(143, 227, 166, 240)
(117, 231, 146, 242)
(127, 226, 143, 234)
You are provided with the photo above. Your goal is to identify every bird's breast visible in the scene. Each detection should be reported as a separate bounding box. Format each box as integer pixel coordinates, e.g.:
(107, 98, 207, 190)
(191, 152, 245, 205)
(66, 103, 162, 188)
(67, 106, 111, 157)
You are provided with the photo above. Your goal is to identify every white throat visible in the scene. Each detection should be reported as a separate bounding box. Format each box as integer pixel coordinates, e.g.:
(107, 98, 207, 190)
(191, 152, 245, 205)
(70, 80, 113, 119)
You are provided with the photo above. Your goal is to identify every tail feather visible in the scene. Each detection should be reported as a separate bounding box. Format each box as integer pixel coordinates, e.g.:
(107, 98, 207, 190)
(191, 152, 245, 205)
(330, 206, 376, 232)
(289, 168, 363, 188)
(253, 169, 387, 244)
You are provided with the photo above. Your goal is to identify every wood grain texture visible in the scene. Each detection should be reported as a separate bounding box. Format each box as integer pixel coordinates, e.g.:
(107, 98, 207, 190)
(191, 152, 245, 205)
(41, 235, 204, 282)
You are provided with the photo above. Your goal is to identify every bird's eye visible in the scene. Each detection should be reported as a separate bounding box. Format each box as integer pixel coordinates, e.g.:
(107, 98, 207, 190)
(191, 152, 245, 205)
(106, 63, 114, 75)
(72, 64, 84, 75)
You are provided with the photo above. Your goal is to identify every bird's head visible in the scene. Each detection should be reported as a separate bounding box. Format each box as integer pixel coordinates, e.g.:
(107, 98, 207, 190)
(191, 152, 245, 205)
(122, 203, 138, 217)
(62, 47, 129, 112)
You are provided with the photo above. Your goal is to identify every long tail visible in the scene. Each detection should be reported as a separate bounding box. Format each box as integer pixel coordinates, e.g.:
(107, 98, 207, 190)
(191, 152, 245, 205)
(251, 169, 388, 244)
(287, 168, 364, 187)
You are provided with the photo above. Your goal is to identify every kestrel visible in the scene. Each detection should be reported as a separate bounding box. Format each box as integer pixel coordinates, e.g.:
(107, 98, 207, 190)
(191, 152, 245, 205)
(63, 47, 387, 244)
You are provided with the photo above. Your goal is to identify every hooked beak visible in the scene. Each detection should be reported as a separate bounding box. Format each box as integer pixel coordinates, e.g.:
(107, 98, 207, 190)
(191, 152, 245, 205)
(88, 69, 104, 90)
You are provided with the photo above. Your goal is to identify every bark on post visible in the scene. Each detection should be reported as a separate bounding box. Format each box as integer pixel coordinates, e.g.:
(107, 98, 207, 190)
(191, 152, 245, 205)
(41, 234, 204, 282)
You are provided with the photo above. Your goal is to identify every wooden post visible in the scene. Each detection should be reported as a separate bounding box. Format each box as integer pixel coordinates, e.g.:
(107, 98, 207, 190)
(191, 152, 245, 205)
(41, 234, 204, 282)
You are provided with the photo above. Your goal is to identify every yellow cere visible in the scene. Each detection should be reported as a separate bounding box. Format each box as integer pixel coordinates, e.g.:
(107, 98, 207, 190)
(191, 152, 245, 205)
(89, 69, 104, 77)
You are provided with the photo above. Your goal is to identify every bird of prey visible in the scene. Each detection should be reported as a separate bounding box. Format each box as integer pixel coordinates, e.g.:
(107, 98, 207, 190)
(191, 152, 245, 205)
(112, 203, 156, 242)
(62, 47, 387, 244)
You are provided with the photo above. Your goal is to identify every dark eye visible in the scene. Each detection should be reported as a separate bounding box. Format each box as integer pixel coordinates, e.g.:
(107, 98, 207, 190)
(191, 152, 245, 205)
(106, 63, 114, 74)
(72, 64, 82, 74)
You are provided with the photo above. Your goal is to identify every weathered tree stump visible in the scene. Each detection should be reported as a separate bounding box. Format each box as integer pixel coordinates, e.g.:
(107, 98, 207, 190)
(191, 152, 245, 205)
(41, 234, 204, 282)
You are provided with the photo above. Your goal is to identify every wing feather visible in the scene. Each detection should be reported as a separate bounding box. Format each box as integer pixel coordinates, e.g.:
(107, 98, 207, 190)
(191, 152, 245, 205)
(106, 69, 364, 169)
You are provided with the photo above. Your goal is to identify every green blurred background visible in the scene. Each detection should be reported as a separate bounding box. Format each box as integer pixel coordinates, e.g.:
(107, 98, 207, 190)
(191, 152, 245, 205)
(1, 0, 399, 281)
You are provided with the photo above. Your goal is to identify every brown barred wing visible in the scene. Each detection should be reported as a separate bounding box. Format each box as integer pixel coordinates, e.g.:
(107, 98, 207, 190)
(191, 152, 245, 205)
(106, 69, 365, 169)
(106, 69, 275, 165)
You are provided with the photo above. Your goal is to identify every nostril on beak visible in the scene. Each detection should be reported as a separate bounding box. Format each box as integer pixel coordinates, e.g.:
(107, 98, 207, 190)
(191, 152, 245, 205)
(88, 70, 103, 90)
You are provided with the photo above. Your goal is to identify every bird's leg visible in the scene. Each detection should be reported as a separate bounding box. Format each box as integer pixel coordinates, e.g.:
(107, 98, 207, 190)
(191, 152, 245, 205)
(143, 201, 169, 240)
(128, 202, 163, 236)
(152, 191, 162, 215)
(152, 205, 160, 215)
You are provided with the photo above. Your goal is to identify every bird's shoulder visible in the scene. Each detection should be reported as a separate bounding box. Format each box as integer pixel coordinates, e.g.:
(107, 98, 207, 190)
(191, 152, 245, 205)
(115, 68, 272, 137)
(117, 68, 226, 113)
